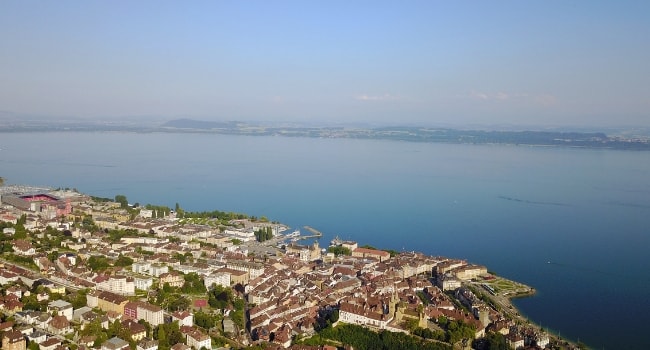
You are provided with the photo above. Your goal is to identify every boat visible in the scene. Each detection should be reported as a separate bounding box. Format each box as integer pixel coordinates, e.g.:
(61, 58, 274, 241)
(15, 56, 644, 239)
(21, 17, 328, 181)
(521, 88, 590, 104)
(286, 230, 300, 238)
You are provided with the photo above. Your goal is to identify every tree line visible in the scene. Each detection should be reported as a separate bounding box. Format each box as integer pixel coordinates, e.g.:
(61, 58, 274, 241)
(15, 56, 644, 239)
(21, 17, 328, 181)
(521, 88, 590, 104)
(254, 226, 273, 242)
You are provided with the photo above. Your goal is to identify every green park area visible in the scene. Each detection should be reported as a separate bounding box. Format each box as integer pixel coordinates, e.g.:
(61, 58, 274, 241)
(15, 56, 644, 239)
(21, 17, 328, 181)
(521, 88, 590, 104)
(478, 275, 535, 297)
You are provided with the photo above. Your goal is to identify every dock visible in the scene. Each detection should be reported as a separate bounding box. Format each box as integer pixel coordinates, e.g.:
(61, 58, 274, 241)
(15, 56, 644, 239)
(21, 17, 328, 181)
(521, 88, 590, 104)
(300, 225, 323, 239)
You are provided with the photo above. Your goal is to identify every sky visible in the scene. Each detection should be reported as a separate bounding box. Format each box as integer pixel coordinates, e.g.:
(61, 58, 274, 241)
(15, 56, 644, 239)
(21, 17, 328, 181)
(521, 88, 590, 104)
(1, 1, 649, 127)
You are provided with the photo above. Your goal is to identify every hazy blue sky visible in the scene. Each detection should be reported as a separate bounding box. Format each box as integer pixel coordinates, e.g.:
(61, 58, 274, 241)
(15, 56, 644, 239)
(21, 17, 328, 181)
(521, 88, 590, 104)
(1, 1, 649, 127)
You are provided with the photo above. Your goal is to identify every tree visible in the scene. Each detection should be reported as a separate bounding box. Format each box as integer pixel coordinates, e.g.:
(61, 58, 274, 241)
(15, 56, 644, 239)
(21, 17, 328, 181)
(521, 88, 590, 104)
(173, 252, 187, 264)
(155, 321, 182, 350)
(47, 250, 60, 262)
(317, 324, 452, 350)
(328, 246, 351, 256)
(445, 320, 475, 345)
(114, 255, 134, 267)
(21, 294, 43, 311)
(27, 341, 40, 350)
(81, 215, 97, 231)
(207, 285, 232, 309)
(69, 289, 89, 309)
(218, 295, 246, 329)
(167, 295, 190, 311)
(331, 309, 339, 323)
(254, 227, 273, 242)
(482, 332, 508, 350)
(181, 272, 206, 294)
(194, 310, 217, 329)
(0, 177, 4, 187)
(115, 195, 129, 209)
(156, 325, 168, 348)
(404, 319, 420, 332)
(87, 256, 111, 271)
(80, 317, 108, 346)
(139, 319, 152, 338)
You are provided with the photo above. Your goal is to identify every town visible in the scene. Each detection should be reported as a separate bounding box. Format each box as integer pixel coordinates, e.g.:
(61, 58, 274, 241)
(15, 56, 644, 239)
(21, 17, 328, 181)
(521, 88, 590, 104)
(0, 185, 581, 350)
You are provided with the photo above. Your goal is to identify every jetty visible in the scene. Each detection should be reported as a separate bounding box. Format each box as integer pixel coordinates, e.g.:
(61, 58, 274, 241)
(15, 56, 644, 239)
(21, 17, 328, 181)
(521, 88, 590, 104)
(301, 225, 323, 239)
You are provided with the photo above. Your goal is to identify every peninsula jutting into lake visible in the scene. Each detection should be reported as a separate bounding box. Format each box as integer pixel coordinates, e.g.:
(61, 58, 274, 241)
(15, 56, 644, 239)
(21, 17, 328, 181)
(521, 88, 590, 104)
(0, 184, 582, 350)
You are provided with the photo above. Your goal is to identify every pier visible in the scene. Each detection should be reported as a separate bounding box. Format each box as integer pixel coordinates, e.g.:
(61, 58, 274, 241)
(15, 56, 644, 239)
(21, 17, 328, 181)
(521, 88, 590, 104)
(302, 225, 323, 239)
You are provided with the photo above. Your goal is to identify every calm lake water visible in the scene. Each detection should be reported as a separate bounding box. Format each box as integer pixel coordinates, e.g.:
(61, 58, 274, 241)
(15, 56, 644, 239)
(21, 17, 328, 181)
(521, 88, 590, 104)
(2, 132, 649, 349)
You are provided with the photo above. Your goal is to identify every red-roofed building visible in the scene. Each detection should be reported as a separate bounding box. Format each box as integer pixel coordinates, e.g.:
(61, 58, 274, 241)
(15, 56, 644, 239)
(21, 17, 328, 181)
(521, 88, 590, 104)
(0, 270, 19, 285)
(2, 330, 26, 350)
(351, 247, 390, 262)
(39, 337, 62, 350)
(171, 311, 193, 327)
(48, 315, 72, 335)
(179, 326, 210, 350)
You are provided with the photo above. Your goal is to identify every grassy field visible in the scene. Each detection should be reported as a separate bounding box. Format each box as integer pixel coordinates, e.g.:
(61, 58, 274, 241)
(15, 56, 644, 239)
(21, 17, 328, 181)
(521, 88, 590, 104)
(477, 275, 535, 297)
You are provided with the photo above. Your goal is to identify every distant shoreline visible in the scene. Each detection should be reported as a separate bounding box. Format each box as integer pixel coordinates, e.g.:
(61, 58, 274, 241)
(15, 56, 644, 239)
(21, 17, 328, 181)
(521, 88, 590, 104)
(1, 118, 650, 151)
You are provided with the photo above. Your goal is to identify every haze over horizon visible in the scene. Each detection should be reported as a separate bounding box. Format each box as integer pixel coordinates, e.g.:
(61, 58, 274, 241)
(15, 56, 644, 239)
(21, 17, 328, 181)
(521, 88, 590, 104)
(1, 1, 649, 128)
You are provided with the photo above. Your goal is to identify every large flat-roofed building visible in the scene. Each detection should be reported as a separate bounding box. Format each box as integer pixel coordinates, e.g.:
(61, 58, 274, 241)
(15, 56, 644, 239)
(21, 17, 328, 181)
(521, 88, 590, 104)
(123, 301, 164, 326)
(226, 259, 265, 280)
(1, 193, 72, 218)
(351, 247, 390, 262)
(453, 264, 487, 281)
(96, 275, 135, 296)
(87, 290, 129, 315)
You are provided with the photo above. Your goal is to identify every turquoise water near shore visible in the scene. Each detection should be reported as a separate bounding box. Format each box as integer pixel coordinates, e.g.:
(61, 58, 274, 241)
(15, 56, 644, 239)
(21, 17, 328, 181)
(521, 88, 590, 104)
(2, 132, 649, 349)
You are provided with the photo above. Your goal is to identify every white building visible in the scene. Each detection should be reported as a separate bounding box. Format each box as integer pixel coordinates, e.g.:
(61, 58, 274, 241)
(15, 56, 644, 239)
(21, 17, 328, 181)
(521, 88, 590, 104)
(437, 274, 462, 291)
(223, 228, 255, 241)
(138, 210, 153, 219)
(182, 327, 211, 350)
(149, 264, 168, 277)
(226, 260, 265, 280)
(204, 272, 230, 289)
(48, 300, 73, 321)
(536, 334, 550, 348)
(137, 303, 164, 327)
(134, 276, 153, 291)
(97, 275, 135, 296)
(0, 270, 19, 285)
(171, 311, 193, 327)
(132, 261, 151, 274)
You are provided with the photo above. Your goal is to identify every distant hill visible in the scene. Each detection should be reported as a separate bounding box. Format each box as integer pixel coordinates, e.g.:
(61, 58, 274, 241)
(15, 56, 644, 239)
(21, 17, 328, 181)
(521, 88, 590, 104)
(161, 118, 240, 129)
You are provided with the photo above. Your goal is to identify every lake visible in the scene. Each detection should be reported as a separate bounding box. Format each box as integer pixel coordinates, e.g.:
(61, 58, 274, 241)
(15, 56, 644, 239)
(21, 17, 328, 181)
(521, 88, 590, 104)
(1, 132, 649, 349)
